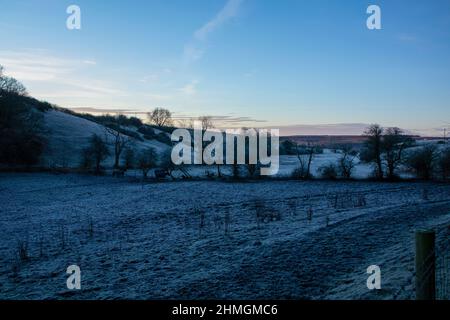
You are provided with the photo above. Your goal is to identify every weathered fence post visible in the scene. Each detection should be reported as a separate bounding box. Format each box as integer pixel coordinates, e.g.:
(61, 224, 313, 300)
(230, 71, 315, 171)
(415, 229, 436, 300)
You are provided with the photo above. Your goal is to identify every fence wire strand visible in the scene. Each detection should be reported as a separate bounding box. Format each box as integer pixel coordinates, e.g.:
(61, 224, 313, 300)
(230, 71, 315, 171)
(435, 226, 450, 299)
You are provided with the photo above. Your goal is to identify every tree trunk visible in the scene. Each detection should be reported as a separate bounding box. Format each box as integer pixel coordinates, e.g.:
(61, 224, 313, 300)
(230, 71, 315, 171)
(217, 165, 221, 178)
(388, 163, 394, 180)
(376, 156, 383, 179)
(375, 138, 383, 179)
(95, 159, 101, 175)
(114, 153, 120, 169)
(306, 150, 313, 179)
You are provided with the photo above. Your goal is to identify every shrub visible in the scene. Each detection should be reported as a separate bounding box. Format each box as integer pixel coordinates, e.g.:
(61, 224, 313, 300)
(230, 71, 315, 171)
(155, 132, 172, 145)
(121, 128, 143, 141)
(406, 145, 437, 180)
(127, 117, 143, 128)
(82, 134, 110, 174)
(138, 147, 158, 178)
(437, 148, 450, 180)
(338, 152, 356, 179)
(280, 140, 297, 155)
(291, 166, 313, 180)
(319, 163, 338, 179)
(140, 125, 171, 144)
(88, 114, 143, 128)
(138, 125, 156, 137)
(314, 146, 324, 154)
(245, 163, 260, 178)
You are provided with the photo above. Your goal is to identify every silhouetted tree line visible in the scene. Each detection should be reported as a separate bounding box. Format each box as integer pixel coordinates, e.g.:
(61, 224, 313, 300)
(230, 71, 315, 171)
(0, 65, 48, 166)
(361, 124, 450, 180)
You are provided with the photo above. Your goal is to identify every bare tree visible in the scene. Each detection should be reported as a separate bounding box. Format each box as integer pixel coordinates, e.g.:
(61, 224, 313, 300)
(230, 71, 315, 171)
(84, 134, 110, 174)
(406, 145, 437, 180)
(362, 124, 384, 179)
(198, 116, 213, 131)
(338, 146, 357, 179)
(105, 125, 130, 169)
(383, 127, 413, 179)
(138, 147, 158, 178)
(147, 108, 172, 127)
(0, 65, 27, 96)
(293, 143, 314, 179)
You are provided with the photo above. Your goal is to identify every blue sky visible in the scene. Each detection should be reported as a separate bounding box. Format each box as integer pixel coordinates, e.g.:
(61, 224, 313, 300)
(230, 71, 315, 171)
(1, 0, 450, 135)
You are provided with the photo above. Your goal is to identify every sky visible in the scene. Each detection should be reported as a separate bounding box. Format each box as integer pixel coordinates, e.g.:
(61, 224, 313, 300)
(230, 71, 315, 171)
(1, 0, 450, 136)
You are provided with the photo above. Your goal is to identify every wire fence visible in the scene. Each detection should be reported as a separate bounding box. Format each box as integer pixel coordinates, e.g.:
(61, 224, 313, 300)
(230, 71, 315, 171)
(436, 225, 450, 300)
(415, 226, 450, 300)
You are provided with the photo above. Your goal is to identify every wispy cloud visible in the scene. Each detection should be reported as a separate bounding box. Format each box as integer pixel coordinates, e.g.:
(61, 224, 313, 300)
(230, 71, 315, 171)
(397, 33, 418, 43)
(82, 60, 97, 65)
(194, 0, 243, 41)
(0, 50, 73, 81)
(210, 115, 267, 126)
(183, 44, 205, 63)
(180, 80, 199, 95)
(69, 107, 140, 114)
(183, 0, 243, 63)
(243, 68, 258, 78)
(172, 113, 267, 128)
(0, 50, 98, 80)
(139, 74, 159, 84)
(0, 50, 122, 99)
(272, 123, 372, 136)
(144, 93, 171, 101)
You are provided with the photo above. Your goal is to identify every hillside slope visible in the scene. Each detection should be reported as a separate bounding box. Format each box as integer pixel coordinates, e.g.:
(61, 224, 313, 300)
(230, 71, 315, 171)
(41, 110, 170, 169)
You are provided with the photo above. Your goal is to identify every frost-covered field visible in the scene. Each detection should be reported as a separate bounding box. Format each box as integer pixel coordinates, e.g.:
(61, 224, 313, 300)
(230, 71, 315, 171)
(0, 173, 449, 299)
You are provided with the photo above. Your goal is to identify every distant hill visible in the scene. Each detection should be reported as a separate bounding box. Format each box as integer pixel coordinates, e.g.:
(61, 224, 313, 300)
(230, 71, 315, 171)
(1, 89, 172, 169)
(281, 135, 369, 147)
(41, 109, 170, 169)
(282, 134, 423, 148)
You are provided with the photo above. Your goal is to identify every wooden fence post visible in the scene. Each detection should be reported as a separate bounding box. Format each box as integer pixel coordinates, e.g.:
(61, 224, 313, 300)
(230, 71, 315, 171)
(415, 229, 436, 300)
